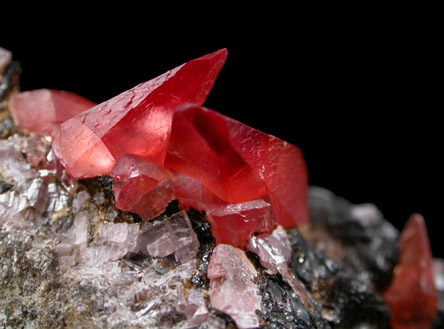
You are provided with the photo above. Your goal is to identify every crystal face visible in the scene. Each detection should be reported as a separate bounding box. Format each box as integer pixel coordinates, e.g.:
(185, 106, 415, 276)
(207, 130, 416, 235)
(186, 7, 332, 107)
(383, 213, 438, 329)
(52, 49, 228, 179)
(167, 106, 308, 228)
(8, 89, 95, 136)
(110, 154, 175, 221)
(207, 244, 261, 329)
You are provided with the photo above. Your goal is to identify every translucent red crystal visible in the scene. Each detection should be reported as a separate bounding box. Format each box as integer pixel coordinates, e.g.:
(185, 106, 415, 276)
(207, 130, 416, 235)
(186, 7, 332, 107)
(52, 49, 227, 179)
(8, 89, 95, 136)
(166, 106, 267, 204)
(167, 106, 308, 228)
(171, 171, 276, 248)
(383, 213, 438, 329)
(110, 154, 175, 221)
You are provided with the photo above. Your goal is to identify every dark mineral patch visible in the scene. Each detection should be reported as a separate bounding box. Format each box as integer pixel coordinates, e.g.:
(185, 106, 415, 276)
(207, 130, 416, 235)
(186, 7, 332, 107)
(0, 61, 21, 103)
(288, 225, 391, 328)
(189, 209, 215, 290)
(307, 187, 399, 290)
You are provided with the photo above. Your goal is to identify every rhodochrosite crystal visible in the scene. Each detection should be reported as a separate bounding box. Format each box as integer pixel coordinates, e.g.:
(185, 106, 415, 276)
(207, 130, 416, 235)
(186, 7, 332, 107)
(110, 154, 175, 221)
(167, 106, 308, 228)
(32, 49, 307, 248)
(171, 171, 276, 247)
(52, 49, 228, 179)
(8, 89, 95, 136)
(383, 213, 438, 329)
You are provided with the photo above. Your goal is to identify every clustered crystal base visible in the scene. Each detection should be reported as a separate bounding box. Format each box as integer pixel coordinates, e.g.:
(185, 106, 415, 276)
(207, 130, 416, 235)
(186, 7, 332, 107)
(0, 46, 442, 329)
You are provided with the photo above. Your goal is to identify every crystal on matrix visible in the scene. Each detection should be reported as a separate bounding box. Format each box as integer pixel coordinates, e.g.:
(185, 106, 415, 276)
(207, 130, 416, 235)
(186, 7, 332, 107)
(52, 49, 227, 179)
(171, 170, 276, 248)
(207, 244, 261, 329)
(110, 154, 175, 221)
(8, 89, 95, 136)
(383, 213, 438, 329)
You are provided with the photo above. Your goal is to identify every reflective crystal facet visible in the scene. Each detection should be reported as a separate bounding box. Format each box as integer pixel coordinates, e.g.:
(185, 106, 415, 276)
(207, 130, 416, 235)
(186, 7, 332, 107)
(8, 89, 95, 136)
(167, 106, 308, 228)
(383, 214, 438, 329)
(110, 154, 175, 221)
(137, 210, 199, 263)
(53, 49, 227, 179)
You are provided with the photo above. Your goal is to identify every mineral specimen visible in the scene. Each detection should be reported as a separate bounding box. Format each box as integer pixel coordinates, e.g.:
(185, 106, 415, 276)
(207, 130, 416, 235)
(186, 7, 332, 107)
(8, 89, 96, 136)
(1, 46, 442, 329)
(45, 49, 307, 247)
(383, 213, 438, 329)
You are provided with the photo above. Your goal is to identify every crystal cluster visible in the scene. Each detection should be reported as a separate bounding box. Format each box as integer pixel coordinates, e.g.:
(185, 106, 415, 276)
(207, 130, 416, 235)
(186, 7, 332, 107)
(2, 46, 442, 329)
(10, 49, 308, 247)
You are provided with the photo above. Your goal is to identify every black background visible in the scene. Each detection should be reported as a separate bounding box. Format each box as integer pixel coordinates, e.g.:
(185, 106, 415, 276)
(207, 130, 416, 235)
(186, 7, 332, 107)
(1, 10, 442, 257)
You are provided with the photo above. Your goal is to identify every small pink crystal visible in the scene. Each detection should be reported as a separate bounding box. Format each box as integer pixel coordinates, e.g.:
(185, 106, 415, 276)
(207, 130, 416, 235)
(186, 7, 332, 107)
(207, 244, 261, 329)
(247, 225, 292, 269)
(110, 154, 175, 221)
(137, 211, 199, 263)
(383, 213, 438, 329)
(53, 49, 227, 179)
(8, 89, 95, 136)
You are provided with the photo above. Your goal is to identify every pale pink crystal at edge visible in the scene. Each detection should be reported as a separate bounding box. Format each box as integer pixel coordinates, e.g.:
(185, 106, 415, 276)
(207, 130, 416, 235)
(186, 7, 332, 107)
(208, 244, 261, 329)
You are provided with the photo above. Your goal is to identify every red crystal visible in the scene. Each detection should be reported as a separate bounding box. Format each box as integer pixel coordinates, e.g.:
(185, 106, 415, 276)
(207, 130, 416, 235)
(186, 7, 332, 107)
(8, 89, 95, 136)
(166, 106, 267, 204)
(167, 106, 308, 228)
(49, 49, 309, 247)
(383, 213, 438, 329)
(171, 171, 276, 248)
(110, 154, 174, 221)
(52, 49, 227, 179)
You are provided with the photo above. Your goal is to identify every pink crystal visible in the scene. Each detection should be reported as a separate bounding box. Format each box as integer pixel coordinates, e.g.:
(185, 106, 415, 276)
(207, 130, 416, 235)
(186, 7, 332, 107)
(53, 49, 227, 179)
(166, 106, 308, 228)
(166, 106, 267, 203)
(110, 154, 175, 221)
(247, 225, 292, 269)
(383, 213, 438, 329)
(8, 89, 96, 136)
(207, 244, 261, 329)
(171, 171, 276, 248)
(137, 210, 199, 263)
(23, 134, 49, 167)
